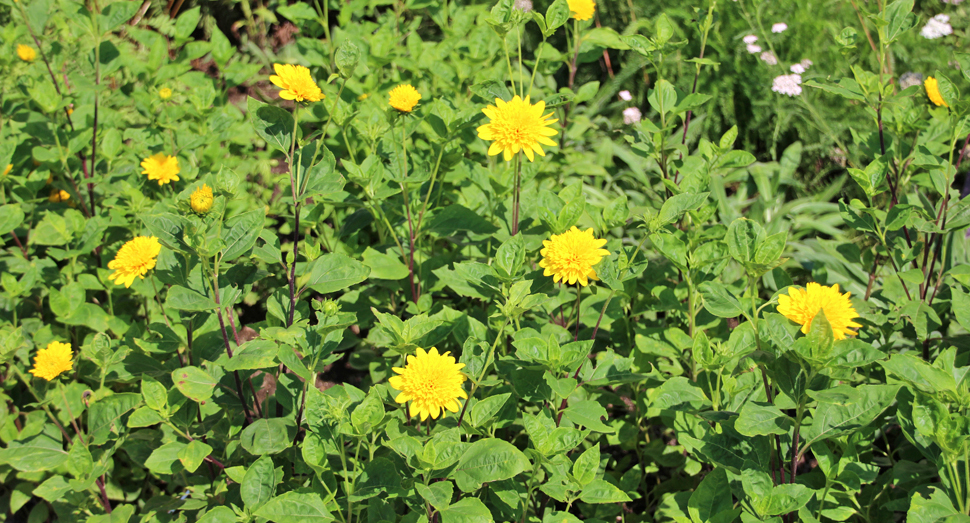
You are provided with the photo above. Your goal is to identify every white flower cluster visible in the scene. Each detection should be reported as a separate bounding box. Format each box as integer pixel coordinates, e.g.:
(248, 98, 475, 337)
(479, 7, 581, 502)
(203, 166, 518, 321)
(942, 0, 963, 4)
(623, 107, 642, 125)
(618, 90, 632, 101)
(772, 23, 788, 33)
(760, 51, 778, 65)
(899, 72, 924, 89)
(772, 74, 803, 97)
(790, 59, 813, 74)
(921, 14, 952, 39)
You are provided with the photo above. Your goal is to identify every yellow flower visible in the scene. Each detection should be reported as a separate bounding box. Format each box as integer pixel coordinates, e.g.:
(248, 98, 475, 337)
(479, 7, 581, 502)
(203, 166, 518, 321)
(539, 226, 609, 286)
(3, 164, 11, 177)
(108, 236, 161, 288)
(389, 84, 421, 112)
(777, 282, 862, 340)
(29, 341, 73, 381)
(477, 95, 558, 162)
(190, 184, 213, 214)
(567, 0, 595, 21)
(388, 347, 467, 421)
(159, 87, 173, 100)
(141, 153, 180, 186)
(17, 44, 36, 62)
(49, 189, 70, 203)
(924, 77, 948, 108)
(357, 93, 370, 101)
(269, 63, 324, 103)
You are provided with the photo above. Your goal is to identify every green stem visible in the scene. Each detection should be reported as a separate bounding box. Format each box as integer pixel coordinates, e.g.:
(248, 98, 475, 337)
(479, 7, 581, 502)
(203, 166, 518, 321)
(527, 37, 546, 97)
(150, 275, 172, 328)
(455, 318, 510, 431)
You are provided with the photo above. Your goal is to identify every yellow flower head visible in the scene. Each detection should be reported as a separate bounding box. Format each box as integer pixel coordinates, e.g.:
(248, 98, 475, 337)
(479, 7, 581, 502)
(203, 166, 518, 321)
(388, 347, 467, 421)
(924, 77, 948, 108)
(49, 189, 70, 203)
(141, 153, 180, 185)
(159, 87, 173, 100)
(389, 84, 421, 112)
(108, 236, 161, 288)
(477, 95, 558, 162)
(539, 226, 609, 286)
(3, 164, 11, 177)
(17, 44, 36, 62)
(357, 93, 370, 101)
(269, 63, 325, 103)
(777, 282, 862, 340)
(568, 0, 596, 21)
(29, 341, 73, 381)
(190, 184, 213, 214)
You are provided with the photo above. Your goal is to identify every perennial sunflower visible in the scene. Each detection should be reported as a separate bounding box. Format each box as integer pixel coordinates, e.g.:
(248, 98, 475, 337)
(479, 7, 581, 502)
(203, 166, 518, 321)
(388, 347, 467, 421)
(159, 87, 173, 100)
(108, 236, 162, 288)
(17, 44, 35, 62)
(568, 0, 596, 21)
(477, 95, 558, 161)
(29, 341, 73, 381)
(777, 282, 862, 340)
(190, 184, 213, 214)
(539, 226, 610, 287)
(389, 84, 421, 112)
(269, 63, 324, 102)
(141, 153, 180, 185)
(3, 164, 11, 176)
(49, 189, 70, 203)
(924, 77, 948, 108)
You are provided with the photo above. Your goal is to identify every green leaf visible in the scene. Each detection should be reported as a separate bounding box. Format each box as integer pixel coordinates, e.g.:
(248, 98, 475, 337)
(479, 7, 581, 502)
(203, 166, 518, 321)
(248, 97, 294, 154)
(0, 205, 25, 236)
(178, 440, 213, 473)
(578, 479, 631, 503)
(562, 400, 614, 433)
(651, 193, 709, 230)
(416, 481, 454, 511)
(224, 340, 279, 371)
(350, 393, 385, 435)
(222, 209, 265, 261)
(735, 402, 793, 437)
(699, 281, 744, 318)
(454, 438, 531, 492)
(688, 467, 732, 523)
(240, 419, 297, 455)
(172, 366, 218, 403)
(88, 393, 141, 445)
(335, 41, 360, 77)
(196, 507, 240, 523)
(173, 6, 202, 41)
(254, 491, 334, 522)
(726, 218, 763, 264)
(306, 253, 370, 294)
(361, 247, 409, 280)
(99, 1, 140, 34)
(950, 286, 970, 334)
(145, 442, 187, 475)
(544, 0, 570, 36)
(652, 377, 710, 409)
(276, 2, 317, 21)
(802, 384, 900, 447)
(352, 457, 402, 501)
(879, 353, 955, 394)
(241, 455, 277, 509)
(469, 393, 511, 427)
(907, 487, 962, 523)
(437, 497, 492, 523)
(648, 79, 677, 117)
(166, 285, 217, 311)
(141, 213, 189, 253)
(427, 204, 499, 236)
(572, 444, 600, 487)
(0, 434, 68, 472)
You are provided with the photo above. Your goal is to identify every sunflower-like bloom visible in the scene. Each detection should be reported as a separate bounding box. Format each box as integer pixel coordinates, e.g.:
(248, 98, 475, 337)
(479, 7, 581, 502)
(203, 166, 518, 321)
(777, 283, 862, 340)
(477, 95, 558, 162)
(567, 0, 595, 21)
(49, 189, 70, 203)
(17, 44, 36, 62)
(539, 226, 610, 286)
(924, 77, 948, 108)
(3, 164, 11, 177)
(159, 87, 173, 100)
(108, 236, 162, 288)
(269, 64, 324, 102)
(29, 341, 73, 381)
(389, 84, 421, 112)
(141, 153, 180, 185)
(389, 347, 468, 421)
(190, 184, 213, 214)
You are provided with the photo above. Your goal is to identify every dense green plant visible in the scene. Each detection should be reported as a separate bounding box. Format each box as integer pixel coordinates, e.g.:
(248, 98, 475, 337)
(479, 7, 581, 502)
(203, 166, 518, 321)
(1, 0, 970, 522)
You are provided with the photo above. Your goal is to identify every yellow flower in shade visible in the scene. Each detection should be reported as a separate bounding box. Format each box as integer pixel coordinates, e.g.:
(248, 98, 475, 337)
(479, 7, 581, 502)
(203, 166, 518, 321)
(389, 84, 421, 112)
(567, 0, 595, 21)
(159, 87, 173, 100)
(357, 93, 370, 101)
(49, 189, 70, 203)
(269, 63, 324, 102)
(539, 227, 610, 286)
(388, 347, 468, 421)
(29, 341, 73, 381)
(190, 184, 213, 214)
(924, 77, 948, 108)
(777, 283, 862, 340)
(477, 95, 558, 162)
(17, 44, 36, 62)
(3, 165, 11, 176)
(108, 236, 161, 288)
(141, 153, 180, 185)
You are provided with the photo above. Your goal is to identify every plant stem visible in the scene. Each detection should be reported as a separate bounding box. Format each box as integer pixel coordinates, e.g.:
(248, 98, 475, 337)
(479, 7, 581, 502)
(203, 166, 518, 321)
(211, 257, 254, 425)
(287, 108, 302, 327)
(399, 123, 419, 303)
(456, 319, 509, 431)
(150, 275, 172, 328)
(590, 290, 615, 341)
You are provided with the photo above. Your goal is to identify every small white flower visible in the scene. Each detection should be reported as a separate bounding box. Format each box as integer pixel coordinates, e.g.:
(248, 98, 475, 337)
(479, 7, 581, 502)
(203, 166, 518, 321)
(513, 0, 533, 11)
(942, 0, 963, 4)
(899, 72, 924, 89)
(772, 74, 803, 97)
(746, 44, 763, 54)
(623, 107, 642, 125)
(772, 23, 788, 33)
(921, 14, 952, 39)
(790, 63, 806, 74)
(760, 51, 778, 65)
(743, 34, 759, 44)
(618, 90, 632, 102)
(800, 59, 813, 69)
